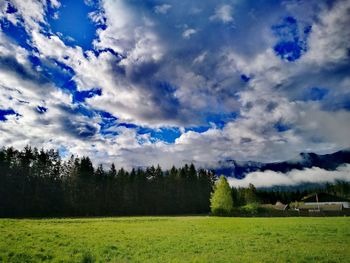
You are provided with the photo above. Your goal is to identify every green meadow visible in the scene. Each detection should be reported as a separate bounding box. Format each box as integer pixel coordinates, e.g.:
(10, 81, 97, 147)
(0, 217, 349, 263)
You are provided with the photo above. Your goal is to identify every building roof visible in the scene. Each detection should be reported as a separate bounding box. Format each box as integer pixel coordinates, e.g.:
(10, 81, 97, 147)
(302, 193, 350, 203)
(261, 202, 288, 210)
(299, 204, 343, 211)
(275, 201, 289, 210)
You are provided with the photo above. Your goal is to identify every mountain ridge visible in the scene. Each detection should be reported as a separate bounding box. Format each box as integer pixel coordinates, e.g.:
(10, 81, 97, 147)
(214, 149, 350, 178)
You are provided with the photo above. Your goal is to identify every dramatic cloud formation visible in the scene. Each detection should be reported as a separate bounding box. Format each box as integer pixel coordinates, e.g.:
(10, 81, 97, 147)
(0, 0, 350, 172)
(228, 165, 350, 188)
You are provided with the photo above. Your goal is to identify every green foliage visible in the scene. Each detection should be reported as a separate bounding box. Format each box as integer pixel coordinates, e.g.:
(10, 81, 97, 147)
(210, 176, 233, 216)
(231, 184, 260, 207)
(0, 217, 349, 262)
(0, 146, 215, 217)
(232, 181, 350, 207)
(2, 144, 350, 218)
(244, 183, 259, 204)
(239, 203, 261, 215)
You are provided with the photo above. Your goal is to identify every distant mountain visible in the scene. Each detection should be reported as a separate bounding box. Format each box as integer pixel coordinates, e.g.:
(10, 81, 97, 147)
(214, 149, 350, 178)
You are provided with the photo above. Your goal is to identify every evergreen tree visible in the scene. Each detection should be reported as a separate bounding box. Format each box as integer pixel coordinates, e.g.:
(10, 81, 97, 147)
(109, 163, 117, 177)
(244, 183, 258, 204)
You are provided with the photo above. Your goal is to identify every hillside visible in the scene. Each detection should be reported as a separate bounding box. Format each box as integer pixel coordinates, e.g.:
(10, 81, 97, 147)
(214, 149, 350, 178)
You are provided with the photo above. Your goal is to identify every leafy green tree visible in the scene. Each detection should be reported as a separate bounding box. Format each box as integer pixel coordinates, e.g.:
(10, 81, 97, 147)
(210, 176, 233, 216)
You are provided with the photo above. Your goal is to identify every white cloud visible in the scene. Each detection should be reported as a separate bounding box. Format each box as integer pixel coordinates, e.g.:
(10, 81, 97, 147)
(303, 0, 350, 66)
(182, 28, 197, 39)
(50, 0, 61, 9)
(1, 0, 48, 30)
(94, 0, 136, 54)
(193, 51, 207, 64)
(154, 4, 172, 14)
(227, 164, 350, 188)
(210, 4, 234, 23)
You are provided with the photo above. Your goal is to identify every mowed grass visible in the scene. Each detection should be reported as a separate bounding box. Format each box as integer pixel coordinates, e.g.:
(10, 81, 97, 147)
(0, 217, 349, 263)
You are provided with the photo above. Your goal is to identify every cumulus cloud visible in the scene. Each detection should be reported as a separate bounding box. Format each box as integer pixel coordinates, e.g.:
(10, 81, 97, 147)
(0, 0, 350, 173)
(227, 165, 350, 188)
(1, 0, 47, 30)
(304, 0, 350, 65)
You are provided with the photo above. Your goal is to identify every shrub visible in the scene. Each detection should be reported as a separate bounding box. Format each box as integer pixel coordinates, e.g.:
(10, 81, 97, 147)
(240, 203, 262, 215)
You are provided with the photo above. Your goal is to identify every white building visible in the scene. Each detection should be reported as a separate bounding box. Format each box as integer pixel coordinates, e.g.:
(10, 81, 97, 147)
(300, 193, 350, 211)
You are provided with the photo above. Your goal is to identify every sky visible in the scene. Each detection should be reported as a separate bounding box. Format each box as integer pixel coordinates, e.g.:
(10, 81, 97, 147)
(0, 0, 350, 170)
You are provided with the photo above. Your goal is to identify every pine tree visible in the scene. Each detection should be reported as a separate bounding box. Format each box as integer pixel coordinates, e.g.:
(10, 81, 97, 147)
(210, 176, 233, 216)
(244, 183, 258, 204)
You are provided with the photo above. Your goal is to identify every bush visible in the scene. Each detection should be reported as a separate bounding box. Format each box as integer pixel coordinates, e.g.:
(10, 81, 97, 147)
(211, 207, 232, 217)
(240, 203, 263, 215)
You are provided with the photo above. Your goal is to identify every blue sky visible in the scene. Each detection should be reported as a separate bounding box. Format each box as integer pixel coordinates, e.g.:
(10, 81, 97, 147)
(0, 0, 350, 169)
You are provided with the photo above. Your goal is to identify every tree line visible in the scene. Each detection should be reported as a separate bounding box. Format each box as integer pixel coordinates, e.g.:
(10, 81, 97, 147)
(1, 146, 349, 217)
(0, 146, 215, 217)
(231, 182, 350, 208)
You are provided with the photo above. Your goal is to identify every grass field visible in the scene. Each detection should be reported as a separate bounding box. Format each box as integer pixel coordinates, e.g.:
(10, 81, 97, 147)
(0, 217, 349, 262)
